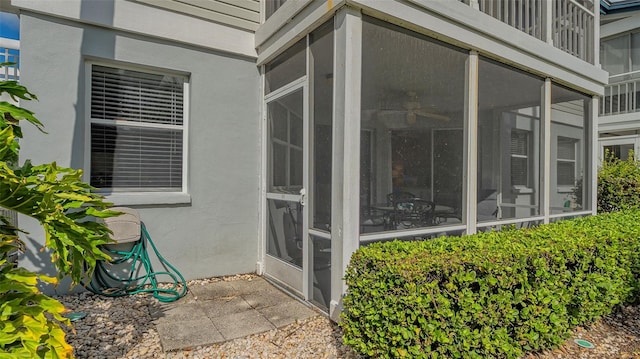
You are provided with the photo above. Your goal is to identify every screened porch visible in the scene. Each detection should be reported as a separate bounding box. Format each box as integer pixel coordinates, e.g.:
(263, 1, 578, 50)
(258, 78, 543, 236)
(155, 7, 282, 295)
(257, 1, 602, 319)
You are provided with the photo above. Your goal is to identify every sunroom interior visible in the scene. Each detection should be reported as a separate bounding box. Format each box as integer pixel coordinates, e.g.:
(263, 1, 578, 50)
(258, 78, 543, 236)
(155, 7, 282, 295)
(259, 3, 599, 318)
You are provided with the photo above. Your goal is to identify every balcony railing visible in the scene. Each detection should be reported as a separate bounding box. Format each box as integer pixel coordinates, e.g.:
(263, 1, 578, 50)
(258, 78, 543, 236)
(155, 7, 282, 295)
(476, 0, 544, 39)
(0, 38, 20, 81)
(552, 0, 595, 64)
(461, 0, 595, 64)
(600, 74, 640, 116)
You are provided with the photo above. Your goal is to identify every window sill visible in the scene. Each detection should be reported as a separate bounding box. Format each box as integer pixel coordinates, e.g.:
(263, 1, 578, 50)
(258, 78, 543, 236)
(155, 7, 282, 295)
(556, 186, 575, 193)
(511, 186, 534, 194)
(99, 192, 191, 206)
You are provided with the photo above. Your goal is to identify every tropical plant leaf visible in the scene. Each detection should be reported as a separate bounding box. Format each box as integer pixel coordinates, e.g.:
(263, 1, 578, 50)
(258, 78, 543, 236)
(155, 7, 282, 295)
(0, 63, 116, 358)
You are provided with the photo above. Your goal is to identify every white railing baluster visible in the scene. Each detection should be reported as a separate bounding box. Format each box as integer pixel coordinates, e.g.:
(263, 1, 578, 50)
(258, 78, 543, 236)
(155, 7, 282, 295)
(504, 0, 509, 23)
(616, 84, 620, 114)
(0, 38, 20, 82)
(564, 0, 569, 55)
(468, 0, 593, 63)
(575, 3, 579, 56)
(634, 81, 638, 112)
(575, 4, 579, 56)
(511, 0, 516, 30)
(625, 82, 629, 113)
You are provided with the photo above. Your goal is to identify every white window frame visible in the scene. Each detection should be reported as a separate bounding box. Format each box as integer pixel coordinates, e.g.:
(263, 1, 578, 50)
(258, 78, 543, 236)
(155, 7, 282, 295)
(599, 135, 640, 164)
(556, 136, 578, 192)
(601, 30, 640, 82)
(268, 91, 304, 193)
(84, 61, 190, 206)
(510, 129, 532, 190)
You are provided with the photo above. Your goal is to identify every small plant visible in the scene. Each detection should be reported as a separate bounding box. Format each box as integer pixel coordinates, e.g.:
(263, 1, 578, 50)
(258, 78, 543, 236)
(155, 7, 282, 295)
(1, 64, 116, 358)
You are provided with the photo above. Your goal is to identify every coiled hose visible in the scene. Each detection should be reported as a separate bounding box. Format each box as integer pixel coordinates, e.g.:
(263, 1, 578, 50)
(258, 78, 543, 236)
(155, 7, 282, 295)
(87, 223, 187, 303)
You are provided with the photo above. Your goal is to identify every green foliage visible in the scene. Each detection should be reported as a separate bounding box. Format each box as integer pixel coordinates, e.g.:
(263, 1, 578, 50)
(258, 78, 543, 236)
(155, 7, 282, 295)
(1, 66, 116, 358)
(341, 211, 640, 358)
(598, 151, 640, 213)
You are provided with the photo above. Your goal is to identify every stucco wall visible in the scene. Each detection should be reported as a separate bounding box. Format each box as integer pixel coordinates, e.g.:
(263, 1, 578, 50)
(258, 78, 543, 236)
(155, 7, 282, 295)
(17, 12, 261, 294)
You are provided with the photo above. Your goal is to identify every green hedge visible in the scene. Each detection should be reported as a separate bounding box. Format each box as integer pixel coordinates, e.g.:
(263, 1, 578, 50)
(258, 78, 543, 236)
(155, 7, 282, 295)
(341, 211, 640, 358)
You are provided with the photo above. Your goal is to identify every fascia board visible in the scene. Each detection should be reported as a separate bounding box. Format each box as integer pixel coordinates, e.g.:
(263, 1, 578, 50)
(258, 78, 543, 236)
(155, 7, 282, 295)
(255, 0, 313, 47)
(11, 0, 257, 58)
(599, 112, 640, 132)
(601, 0, 640, 14)
(256, 0, 607, 94)
(256, 0, 345, 65)
(0, 38, 19, 48)
(601, 12, 640, 38)
(1, 0, 19, 13)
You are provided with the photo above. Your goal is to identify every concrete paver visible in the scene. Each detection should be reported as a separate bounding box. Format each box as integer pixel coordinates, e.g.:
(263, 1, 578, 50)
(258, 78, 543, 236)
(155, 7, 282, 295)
(242, 288, 292, 309)
(257, 300, 317, 327)
(211, 310, 276, 341)
(156, 318, 224, 351)
(151, 302, 205, 323)
(189, 281, 237, 300)
(152, 277, 318, 352)
(198, 296, 252, 318)
(228, 278, 276, 294)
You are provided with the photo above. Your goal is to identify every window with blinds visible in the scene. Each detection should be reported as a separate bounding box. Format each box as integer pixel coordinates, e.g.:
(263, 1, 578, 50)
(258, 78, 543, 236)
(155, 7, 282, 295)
(557, 136, 577, 186)
(510, 130, 530, 187)
(89, 64, 186, 192)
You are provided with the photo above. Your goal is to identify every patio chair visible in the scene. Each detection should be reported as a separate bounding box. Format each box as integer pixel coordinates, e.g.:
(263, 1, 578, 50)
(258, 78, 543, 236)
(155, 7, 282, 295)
(393, 199, 436, 229)
(87, 207, 187, 302)
(387, 191, 417, 206)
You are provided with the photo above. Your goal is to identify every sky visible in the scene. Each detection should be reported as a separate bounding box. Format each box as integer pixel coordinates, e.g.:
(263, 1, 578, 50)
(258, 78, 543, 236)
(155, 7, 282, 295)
(0, 12, 19, 40)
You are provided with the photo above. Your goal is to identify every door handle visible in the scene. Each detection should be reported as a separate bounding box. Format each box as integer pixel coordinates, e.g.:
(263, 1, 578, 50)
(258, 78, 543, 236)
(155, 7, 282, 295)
(299, 188, 306, 206)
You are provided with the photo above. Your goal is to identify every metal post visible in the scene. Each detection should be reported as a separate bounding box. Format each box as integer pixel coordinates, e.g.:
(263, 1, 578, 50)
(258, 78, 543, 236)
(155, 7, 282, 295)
(464, 51, 479, 234)
(542, 79, 552, 223)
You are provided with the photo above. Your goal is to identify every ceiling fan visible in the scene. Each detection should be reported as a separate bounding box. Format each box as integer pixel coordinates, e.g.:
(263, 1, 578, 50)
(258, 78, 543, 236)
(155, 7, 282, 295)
(376, 91, 450, 125)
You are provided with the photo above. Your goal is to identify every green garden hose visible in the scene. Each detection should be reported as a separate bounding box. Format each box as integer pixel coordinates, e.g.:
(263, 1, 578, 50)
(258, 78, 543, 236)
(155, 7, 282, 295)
(87, 223, 187, 302)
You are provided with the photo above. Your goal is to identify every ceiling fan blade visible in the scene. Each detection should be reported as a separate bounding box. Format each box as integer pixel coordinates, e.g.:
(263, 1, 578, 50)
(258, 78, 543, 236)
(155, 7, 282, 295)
(375, 110, 406, 119)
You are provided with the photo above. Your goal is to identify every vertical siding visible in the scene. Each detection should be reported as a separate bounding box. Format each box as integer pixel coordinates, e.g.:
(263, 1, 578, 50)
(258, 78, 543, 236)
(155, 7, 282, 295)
(134, 0, 260, 31)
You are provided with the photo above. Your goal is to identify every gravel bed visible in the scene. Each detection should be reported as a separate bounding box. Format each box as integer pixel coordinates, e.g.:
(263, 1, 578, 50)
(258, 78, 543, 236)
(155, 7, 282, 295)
(56, 274, 359, 359)
(56, 275, 640, 358)
(524, 304, 640, 359)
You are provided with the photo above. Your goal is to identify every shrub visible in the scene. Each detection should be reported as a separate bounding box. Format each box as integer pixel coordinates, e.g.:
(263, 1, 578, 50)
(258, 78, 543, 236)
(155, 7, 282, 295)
(341, 211, 640, 358)
(598, 151, 640, 213)
(1, 67, 115, 357)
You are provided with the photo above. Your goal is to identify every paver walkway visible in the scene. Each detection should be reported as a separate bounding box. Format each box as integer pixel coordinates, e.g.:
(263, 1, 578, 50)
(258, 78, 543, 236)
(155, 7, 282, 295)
(150, 277, 317, 351)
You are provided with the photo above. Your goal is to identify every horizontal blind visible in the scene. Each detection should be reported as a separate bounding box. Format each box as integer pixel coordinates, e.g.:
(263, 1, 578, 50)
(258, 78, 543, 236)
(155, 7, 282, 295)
(510, 131, 528, 156)
(90, 64, 185, 192)
(511, 157, 528, 186)
(91, 65, 184, 125)
(557, 138, 576, 160)
(510, 131, 529, 186)
(557, 162, 576, 186)
(557, 137, 577, 186)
